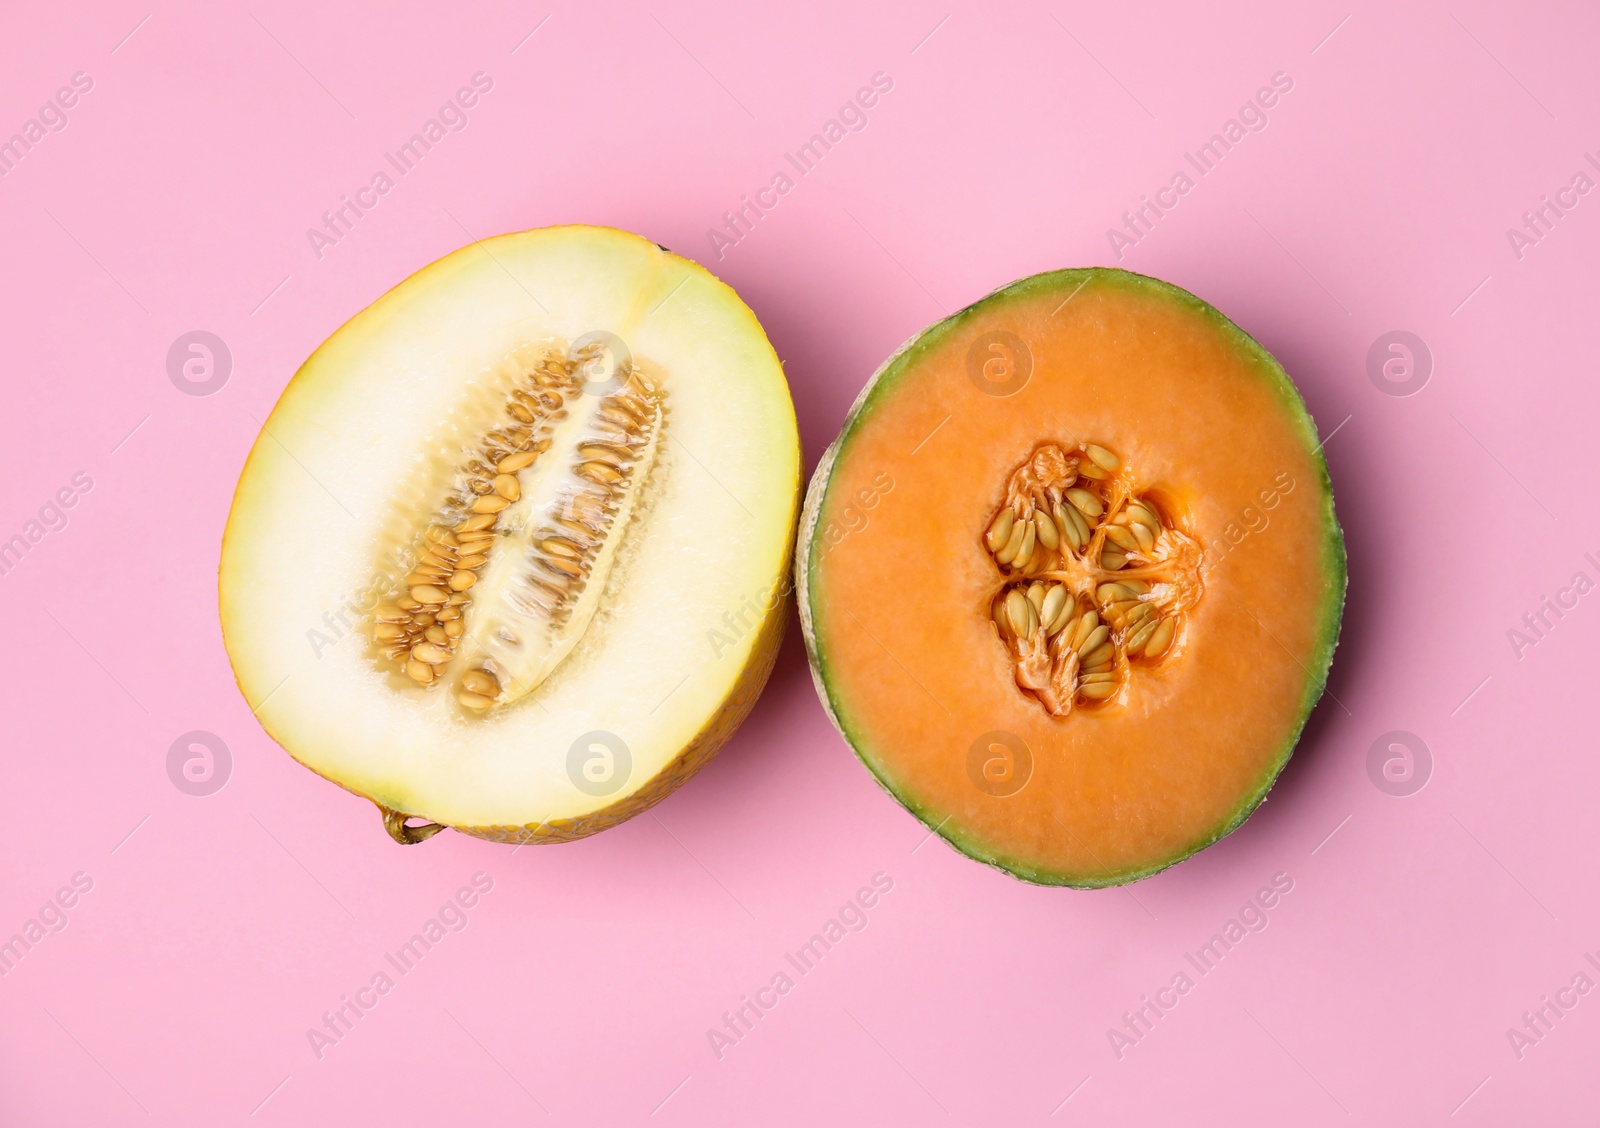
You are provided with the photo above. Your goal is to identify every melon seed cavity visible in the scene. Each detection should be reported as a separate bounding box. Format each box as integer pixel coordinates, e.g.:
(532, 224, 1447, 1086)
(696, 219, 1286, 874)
(983, 442, 1203, 716)
(369, 338, 664, 713)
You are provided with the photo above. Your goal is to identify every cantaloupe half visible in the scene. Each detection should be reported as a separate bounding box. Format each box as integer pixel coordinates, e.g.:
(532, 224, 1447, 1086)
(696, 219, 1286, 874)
(220, 226, 800, 844)
(798, 268, 1344, 886)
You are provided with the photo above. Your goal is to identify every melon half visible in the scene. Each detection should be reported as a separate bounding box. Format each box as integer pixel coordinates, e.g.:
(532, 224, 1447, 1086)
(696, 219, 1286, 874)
(798, 268, 1345, 886)
(220, 226, 800, 843)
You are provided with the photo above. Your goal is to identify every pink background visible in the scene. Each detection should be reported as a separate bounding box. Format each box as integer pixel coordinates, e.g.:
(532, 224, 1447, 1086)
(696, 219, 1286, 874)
(3, 0, 1597, 1122)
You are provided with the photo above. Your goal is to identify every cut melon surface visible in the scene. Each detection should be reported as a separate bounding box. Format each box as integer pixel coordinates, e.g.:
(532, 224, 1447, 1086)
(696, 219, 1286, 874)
(220, 226, 800, 842)
(798, 268, 1344, 886)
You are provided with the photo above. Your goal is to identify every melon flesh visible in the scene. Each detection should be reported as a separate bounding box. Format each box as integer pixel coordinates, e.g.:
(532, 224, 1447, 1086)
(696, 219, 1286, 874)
(221, 226, 799, 839)
(799, 268, 1344, 886)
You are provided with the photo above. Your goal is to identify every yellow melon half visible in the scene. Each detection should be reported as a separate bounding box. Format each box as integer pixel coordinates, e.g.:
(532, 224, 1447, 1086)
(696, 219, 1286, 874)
(221, 226, 800, 843)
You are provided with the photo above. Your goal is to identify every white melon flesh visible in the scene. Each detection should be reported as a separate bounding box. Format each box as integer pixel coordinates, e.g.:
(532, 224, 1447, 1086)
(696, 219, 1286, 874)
(220, 226, 799, 836)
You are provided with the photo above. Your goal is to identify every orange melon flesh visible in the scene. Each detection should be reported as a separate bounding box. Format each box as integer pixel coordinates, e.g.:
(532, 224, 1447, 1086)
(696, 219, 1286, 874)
(800, 269, 1344, 885)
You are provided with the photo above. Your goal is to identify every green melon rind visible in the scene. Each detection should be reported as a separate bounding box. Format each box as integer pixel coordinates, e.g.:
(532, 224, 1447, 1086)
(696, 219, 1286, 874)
(797, 267, 1346, 888)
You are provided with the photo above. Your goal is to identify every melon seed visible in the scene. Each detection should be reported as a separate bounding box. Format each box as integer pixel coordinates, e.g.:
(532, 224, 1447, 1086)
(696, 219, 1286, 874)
(1012, 521, 1037, 571)
(497, 450, 539, 474)
(1034, 511, 1059, 551)
(995, 519, 1027, 565)
(985, 509, 1016, 552)
(1125, 500, 1160, 533)
(1144, 619, 1175, 658)
(1065, 488, 1103, 518)
(1105, 526, 1140, 554)
(1126, 619, 1159, 653)
(412, 642, 452, 665)
(1039, 585, 1068, 632)
(1084, 443, 1120, 472)
(1054, 501, 1088, 551)
(578, 441, 632, 463)
(579, 460, 623, 485)
(1078, 625, 1111, 657)
(1004, 590, 1034, 637)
